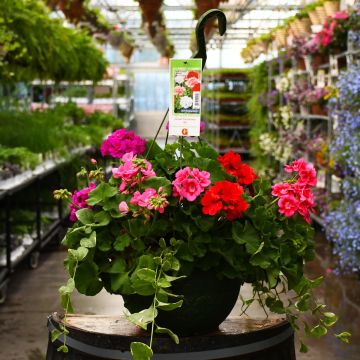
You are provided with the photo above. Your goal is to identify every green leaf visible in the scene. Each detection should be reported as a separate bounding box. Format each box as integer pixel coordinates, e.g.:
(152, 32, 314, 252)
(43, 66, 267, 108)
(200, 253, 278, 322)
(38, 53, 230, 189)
(60, 294, 74, 313)
(130, 342, 153, 360)
(57, 345, 69, 353)
(86, 183, 118, 206)
(335, 332, 351, 344)
(295, 293, 310, 311)
(232, 221, 260, 255)
(155, 326, 179, 344)
(76, 208, 94, 225)
(68, 246, 89, 261)
(108, 258, 126, 273)
(159, 238, 166, 249)
(114, 233, 131, 251)
(74, 261, 103, 296)
(111, 272, 132, 294)
(299, 340, 308, 353)
(51, 329, 62, 343)
(93, 211, 111, 226)
(310, 325, 328, 338)
(157, 278, 171, 288)
(156, 299, 183, 311)
(142, 177, 171, 195)
(265, 297, 285, 314)
(59, 278, 75, 296)
(322, 312, 338, 327)
(126, 307, 157, 330)
(137, 268, 156, 283)
(80, 231, 96, 248)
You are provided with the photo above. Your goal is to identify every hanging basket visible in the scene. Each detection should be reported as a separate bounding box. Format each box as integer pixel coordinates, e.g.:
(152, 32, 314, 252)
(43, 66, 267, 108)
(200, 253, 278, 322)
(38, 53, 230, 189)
(289, 21, 301, 38)
(308, 10, 321, 25)
(324, 1, 340, 17)
(297, 18, 312, 37)
(119, 42, 134, 63)
(138, 0, 163, 24)
(108, 31, 124, 48)
(274, 28, 287, 48)
(315, 6, 328, 24)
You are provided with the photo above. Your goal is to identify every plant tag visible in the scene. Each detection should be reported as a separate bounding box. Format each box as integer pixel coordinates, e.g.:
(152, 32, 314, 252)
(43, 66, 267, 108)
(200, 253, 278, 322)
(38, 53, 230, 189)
(169, 59, 202, 137)
(316, 70, 326, 88)
(329, 55, 339, 77)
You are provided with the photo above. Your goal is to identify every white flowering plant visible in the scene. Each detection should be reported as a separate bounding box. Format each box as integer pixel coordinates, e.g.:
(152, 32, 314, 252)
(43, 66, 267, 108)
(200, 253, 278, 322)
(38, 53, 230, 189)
(173, 70, 201, 113)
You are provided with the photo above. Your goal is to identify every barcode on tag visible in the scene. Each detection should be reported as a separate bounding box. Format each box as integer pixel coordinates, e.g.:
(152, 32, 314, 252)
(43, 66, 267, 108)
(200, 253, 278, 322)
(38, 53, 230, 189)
(193, 92, 201, 109)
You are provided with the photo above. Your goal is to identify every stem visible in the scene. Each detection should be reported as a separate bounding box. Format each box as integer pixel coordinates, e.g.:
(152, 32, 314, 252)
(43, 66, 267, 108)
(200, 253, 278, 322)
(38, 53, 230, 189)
(146, 108, 169, 159)
(165, 130, 169, 146)
(149, 266, 160, 349)
(198, 136, 203, 145)
(62, 261, 78, 347)
(179, 136, 184, 169)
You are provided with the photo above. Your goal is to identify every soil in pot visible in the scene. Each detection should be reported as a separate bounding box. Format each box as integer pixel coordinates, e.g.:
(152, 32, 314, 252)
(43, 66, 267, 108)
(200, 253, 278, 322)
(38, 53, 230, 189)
(123, 270, 241, 336)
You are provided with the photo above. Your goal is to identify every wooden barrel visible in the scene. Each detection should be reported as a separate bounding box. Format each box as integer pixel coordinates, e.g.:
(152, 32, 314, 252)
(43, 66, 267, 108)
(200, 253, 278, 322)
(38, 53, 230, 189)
(46, 313, 296, 360)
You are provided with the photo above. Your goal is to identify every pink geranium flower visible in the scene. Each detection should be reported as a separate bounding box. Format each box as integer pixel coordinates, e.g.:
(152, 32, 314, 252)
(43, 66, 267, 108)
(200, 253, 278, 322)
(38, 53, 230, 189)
(131, 188, 168, 214)
(298, 164, 317, 187)
(174, 86, 186, 97)
(271, 183, 292, 197)
(333, 11, 349, 20)
(278, 195, 299, 217)
(284, 158, 307, 173)
(69, 183, 96, 222)
(172, 167, 211, 202)
(119, 201, 129, 215)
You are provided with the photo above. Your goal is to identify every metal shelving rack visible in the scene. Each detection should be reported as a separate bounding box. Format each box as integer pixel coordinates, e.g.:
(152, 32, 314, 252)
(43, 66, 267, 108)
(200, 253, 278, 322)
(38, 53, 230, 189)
(265, 43, 360, 227)
(31, 74, 134, 126)
(0, 146, 91, 304)
(202, 69, 251, 157)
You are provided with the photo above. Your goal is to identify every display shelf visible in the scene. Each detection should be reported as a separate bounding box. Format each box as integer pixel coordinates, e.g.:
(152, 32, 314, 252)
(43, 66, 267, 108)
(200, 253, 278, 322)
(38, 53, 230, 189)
(202, 69, 252, 155)
(0, 146, 91, 304)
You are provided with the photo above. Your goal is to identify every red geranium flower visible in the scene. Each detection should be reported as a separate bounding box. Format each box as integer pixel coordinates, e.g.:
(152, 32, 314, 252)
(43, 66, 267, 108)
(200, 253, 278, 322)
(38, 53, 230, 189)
(201, 180, 249, 220)
(186, 71, 199, 80)
(218, 151, 257, 185)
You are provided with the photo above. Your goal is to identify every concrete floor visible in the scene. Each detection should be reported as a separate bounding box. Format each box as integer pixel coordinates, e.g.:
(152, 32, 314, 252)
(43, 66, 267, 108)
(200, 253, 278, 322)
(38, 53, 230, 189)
(1, 114, 359, 359)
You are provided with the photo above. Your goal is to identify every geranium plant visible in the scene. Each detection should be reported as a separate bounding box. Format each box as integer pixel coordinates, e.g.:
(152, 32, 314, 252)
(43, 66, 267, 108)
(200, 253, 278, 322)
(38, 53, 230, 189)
(53, 129, 350, 359)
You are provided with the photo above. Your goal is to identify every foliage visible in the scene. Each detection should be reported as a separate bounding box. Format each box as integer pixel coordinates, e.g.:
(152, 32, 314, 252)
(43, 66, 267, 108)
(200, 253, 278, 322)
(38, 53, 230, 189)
(53, 131, 348, 359)
(247, 62, 277, 177)
(0, 0, 108, 82)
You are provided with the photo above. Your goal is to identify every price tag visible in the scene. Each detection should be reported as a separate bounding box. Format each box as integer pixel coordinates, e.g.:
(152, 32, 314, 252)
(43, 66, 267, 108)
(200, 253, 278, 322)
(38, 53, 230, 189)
(169, 59, 202, 137)
(329, 55, 339, 77)
(317, 69, 326, 88)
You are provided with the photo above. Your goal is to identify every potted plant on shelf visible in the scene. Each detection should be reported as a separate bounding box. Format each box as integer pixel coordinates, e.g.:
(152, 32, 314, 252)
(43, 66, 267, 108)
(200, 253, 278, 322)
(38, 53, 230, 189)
(323, 0, 340, 17)
(303, 87, 329, 115)
(52, 128, 350, 358)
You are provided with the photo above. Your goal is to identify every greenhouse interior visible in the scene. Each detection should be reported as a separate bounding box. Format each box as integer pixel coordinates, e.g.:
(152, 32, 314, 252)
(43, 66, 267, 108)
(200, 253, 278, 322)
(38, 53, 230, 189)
(0, 0, 359, 359)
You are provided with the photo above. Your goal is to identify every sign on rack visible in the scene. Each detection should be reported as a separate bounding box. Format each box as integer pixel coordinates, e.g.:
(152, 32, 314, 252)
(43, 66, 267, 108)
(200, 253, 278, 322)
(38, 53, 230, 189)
(169, 59, 202, 137)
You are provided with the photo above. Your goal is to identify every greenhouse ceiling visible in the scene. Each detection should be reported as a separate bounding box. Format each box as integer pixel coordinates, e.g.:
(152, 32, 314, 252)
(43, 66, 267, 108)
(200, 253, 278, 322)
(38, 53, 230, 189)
(87, 0, 304, 50)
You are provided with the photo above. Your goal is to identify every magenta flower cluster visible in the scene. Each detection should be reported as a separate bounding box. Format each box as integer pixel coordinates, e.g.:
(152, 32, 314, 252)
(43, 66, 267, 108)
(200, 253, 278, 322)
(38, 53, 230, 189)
(69, 183, 96, 222)
(130, 188, 169, 214)
(112, 152, 156, 192)
(100, 129, 146, 159)
(272, 159, 316, 223)
(172, 166, 211, 202)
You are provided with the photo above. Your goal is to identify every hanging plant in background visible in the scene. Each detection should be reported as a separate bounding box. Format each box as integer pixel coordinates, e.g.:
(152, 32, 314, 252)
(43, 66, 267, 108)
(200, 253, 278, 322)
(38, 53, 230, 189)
(0, 0, 108, 82)
(108, 25, 136, 63)
(136, 0, 175, 58)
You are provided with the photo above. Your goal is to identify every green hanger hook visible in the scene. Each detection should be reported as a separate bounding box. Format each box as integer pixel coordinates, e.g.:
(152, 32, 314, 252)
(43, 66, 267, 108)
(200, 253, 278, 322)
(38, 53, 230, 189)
(192, 9, 227, 69)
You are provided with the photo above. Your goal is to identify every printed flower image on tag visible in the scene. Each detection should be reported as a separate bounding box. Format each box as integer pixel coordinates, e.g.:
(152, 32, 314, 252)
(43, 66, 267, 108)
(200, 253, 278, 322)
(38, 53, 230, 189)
(169, 59, 202, 137)
(173, 70, 201, 113)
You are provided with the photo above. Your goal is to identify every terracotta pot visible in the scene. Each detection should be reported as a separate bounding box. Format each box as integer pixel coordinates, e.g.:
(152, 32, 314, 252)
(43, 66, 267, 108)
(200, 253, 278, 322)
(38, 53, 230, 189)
(275, 28, 287, 48)
(308, 10, 321, 25)
(120, 42, 134, 63)
(289, 21, 301, 37)
(297, 57, 306, 71)
(298, 18, 312, 36)
(311, 103, 328, 116)
(59, 0, 85, 22)
(324, 1, 340, 17)
(315, 6, 328, 24)
(312, 54, 328, 69)
(138, 0, 163, 24)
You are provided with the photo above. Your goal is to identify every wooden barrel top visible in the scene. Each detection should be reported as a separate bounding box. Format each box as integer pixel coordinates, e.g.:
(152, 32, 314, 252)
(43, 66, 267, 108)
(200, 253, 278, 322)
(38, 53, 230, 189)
(49, 313, 293, 357)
